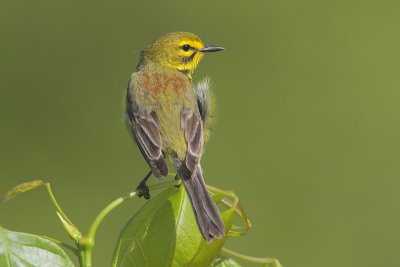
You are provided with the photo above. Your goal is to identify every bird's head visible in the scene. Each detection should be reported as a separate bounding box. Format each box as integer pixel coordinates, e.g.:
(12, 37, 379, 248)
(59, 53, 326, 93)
(138, 32, 224, 78)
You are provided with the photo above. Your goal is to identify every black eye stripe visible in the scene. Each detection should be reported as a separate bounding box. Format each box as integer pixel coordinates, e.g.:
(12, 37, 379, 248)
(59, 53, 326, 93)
(182, 50, 197, 63)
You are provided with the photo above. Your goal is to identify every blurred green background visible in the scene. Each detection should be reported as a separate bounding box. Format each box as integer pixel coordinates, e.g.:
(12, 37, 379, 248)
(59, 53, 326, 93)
(1, 0, 400, 266)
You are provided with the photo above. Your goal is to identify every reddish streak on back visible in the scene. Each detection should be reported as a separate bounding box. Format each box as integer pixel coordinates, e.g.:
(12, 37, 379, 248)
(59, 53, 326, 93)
(140, 72, 190, 97)
(140, 73, 149, 90)
(151, 73, 162, 96)
(172, 76, 181, 96)
(163, 76, 175, 94)
(178, 77, 189, 93)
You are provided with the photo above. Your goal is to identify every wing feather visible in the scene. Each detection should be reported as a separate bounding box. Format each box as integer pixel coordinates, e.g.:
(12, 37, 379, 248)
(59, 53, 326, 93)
(126, 81, 168, 179)
(181, 108, 203, 172)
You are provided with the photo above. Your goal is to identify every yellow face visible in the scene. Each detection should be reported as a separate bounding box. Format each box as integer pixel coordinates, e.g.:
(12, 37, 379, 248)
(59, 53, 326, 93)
(140, 32, 223, 78)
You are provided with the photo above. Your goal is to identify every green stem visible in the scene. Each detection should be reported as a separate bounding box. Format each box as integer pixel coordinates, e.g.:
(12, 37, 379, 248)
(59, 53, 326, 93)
(45, 183, 76, 228)
(222, 247, 282, 267)
(85, 177, 178, 242)
(87, 196, 127, 243)
(80, 248, 91, 267)
(80, 193, 135, 267)
(78, 177, 179, 267)
(207, 185, 236, 198)
(207, 185, 251, 236)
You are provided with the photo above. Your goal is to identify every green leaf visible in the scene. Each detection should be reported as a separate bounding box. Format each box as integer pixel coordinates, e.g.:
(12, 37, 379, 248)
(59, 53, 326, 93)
(0, 225, 74, 267)
(211, 255, 242, 267)
(113, 185, 236, 267)
(2, 180, 45, 202)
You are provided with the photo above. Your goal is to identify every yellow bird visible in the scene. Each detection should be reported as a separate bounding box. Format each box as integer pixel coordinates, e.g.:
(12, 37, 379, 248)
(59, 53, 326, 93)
(125, 32, 224, 241)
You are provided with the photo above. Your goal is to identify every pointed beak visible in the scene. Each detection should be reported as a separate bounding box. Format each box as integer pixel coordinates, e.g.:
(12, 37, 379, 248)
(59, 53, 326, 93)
(198, 44, 224, 53)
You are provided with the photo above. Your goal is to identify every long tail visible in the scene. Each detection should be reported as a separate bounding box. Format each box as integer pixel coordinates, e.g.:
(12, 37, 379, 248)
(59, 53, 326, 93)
(179, 164, 225, 241)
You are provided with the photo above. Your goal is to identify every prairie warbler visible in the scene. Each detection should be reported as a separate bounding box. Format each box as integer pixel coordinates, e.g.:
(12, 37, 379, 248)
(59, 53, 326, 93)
(125, 32, 224, 241)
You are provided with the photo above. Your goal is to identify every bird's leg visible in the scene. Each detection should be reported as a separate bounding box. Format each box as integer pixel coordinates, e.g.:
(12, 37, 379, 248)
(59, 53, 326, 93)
(136, 170, 152, 199)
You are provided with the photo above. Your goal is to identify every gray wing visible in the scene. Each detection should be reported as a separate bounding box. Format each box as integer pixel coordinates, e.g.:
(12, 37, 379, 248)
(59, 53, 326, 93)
(181, 108, 203, 172)
(126, 85, 168, 179)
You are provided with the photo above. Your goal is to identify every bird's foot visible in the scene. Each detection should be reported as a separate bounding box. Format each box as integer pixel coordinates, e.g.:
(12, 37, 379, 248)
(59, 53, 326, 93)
(136, 181, 151, 200)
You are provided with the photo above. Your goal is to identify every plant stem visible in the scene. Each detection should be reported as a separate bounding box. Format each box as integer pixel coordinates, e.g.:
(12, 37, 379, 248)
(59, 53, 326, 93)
(85, 177, 179, 244)
(207, 185, 251, 236)
(78, 177, 179, 266)
(207, 184, 236, 198)
(80, 248, 91, 267)
(80, 193, 134, 267)
(87, 196, 127, 243)
(45, 183, 76, 228)
(222, 247, 282, 267)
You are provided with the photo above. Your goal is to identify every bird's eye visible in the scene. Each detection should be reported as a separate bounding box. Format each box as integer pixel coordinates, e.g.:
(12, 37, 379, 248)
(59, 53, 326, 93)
(181, 44, 191, 52)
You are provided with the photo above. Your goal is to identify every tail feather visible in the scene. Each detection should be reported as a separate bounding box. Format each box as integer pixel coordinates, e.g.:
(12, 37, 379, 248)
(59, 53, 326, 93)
(180, 165, 225, 241)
